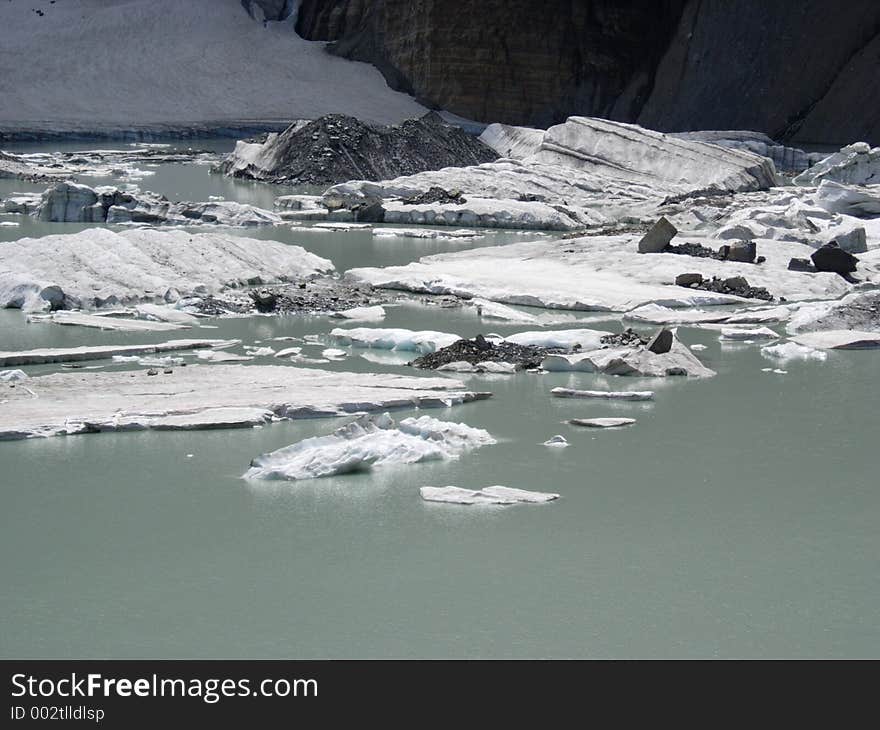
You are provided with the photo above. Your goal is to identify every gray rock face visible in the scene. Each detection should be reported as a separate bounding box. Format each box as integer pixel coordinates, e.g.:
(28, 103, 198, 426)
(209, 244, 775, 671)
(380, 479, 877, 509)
(646, 328, 673, 354)
(721, 241, 757, 263)
(216, 113, 498, 186)
(296, 0, 880, 145)
(675, 273, 703, 287)
(638, 217, 678, 253)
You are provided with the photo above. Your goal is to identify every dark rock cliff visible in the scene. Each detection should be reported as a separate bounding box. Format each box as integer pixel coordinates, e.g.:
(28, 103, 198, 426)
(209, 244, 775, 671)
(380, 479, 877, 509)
(295, 0, 880, 146)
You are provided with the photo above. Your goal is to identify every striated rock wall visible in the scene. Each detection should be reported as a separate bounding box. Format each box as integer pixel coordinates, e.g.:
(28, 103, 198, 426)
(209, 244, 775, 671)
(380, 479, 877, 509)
(295, 0, 685, 129)
(295, 0, 880, 146)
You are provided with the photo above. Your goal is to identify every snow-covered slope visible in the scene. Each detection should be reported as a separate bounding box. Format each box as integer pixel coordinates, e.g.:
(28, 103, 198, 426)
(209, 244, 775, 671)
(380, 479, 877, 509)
(0, 0, 425, 128)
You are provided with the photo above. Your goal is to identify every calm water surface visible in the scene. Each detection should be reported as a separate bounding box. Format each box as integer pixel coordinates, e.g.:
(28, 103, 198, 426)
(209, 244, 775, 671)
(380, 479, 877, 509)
(1, 142, 877, 657)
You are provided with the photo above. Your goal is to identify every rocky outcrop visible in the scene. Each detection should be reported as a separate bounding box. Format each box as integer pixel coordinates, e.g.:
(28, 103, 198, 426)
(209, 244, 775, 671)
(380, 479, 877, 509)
(296, 0, 685, 129)
(215, 113, 498, 186)
(296, 0, 880, 146)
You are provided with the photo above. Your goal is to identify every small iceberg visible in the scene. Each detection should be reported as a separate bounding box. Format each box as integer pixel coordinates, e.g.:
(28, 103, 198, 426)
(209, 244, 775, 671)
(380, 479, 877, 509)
(420, 485, 559, 505)
(761, 341, 827, 361)
(568, 417, 636, 428)
(244, 413, 495, 481)
(551, 387, 653, 401)
(543, 435, 569, 448)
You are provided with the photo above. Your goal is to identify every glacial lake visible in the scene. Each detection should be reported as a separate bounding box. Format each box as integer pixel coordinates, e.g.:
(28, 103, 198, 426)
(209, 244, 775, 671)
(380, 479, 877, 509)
(1, 141, 878, 658)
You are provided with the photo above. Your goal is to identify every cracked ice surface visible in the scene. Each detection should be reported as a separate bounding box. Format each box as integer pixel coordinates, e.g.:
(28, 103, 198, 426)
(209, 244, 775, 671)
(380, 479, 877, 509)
(0, 228, 334, 312)
(0, 365, 490, 441)
(243, 412, 496, 481)
(346, 235, 853, 312)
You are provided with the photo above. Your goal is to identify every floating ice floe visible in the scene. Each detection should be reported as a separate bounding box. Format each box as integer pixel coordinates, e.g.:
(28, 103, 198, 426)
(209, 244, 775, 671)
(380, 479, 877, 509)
(111, 355, 184, 368)
(791, 330, 880, 350)
(624, 304, 730, 325)
(543, 435, 569, 448)
(760, 342, 828, 361)
(551, 388, 654, 401)
(330, 327, 459, 354)
(372, 227, 481, 239)
(719, 327, 779, 341)
(195, 350, 252, 362)
(134, 304, 199, 324)
(690, 344, 708, 351)
(244, 346, 276, 357)
(419, 485, 559, 505)
(329, 305, 386, 321)
(322, 348, 348, 360)
(28, 311, 189, 332)
(0, 338, 237, 367)
(313, 222, 372, 231)
(243, 412, 495, 481)
(274, 347, 303, 358)
(0, 366, 489, 441)
(568, 417, 636, 428)
(0, 228, 334, 312)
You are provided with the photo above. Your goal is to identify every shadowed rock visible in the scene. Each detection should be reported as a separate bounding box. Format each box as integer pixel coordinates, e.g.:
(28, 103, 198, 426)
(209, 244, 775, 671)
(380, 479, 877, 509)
(638, 216, 678, 253)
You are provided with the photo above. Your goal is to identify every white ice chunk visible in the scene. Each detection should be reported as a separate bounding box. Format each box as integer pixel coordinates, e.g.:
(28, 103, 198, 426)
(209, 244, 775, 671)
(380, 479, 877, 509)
(331, 327, 459, 354)
(760, 341, 828, 361)
(0, 369, 28, 382)
(244, 413, 495, 481)
(420, 485, 559, 505)
(568, 417, 636, 428)
(0, 338, 237, 367)
(543, 435, 569, 447)
(0, 366, 487, 441)
(792, 330, 880, 350)
(719, 327, 779, 341)
(329, 305, 386, 321)
(551, 387, 653, 401)
(506, 328, 610, 351)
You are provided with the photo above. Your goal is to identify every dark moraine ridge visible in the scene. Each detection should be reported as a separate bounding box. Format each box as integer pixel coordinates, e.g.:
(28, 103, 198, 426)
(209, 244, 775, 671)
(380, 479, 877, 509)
(215, 112, 498, 185)
(295, 0, 880, 146)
